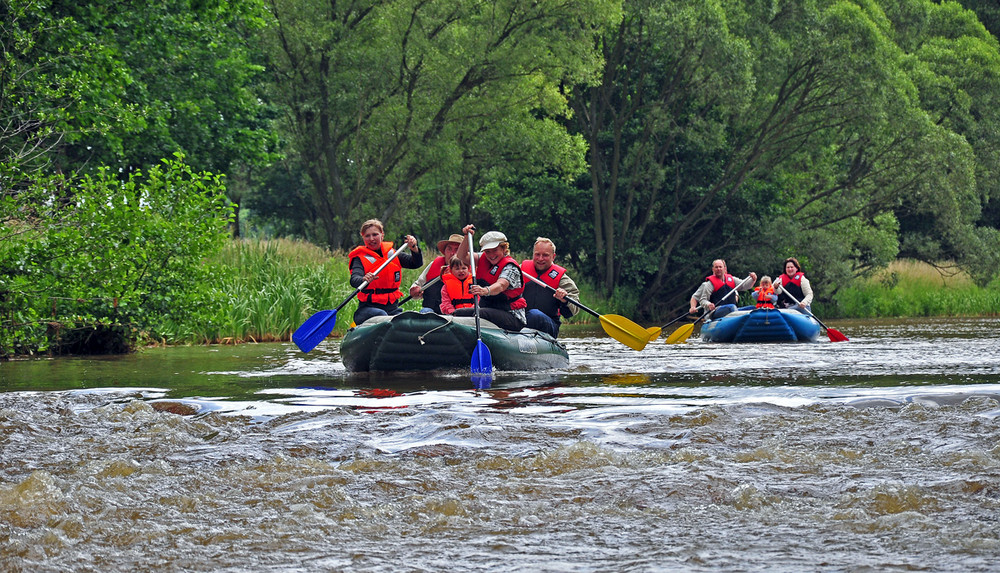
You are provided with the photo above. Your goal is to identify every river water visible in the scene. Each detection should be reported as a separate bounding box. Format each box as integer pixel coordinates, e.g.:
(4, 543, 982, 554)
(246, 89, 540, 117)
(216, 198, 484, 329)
(2, 317, 999, 572)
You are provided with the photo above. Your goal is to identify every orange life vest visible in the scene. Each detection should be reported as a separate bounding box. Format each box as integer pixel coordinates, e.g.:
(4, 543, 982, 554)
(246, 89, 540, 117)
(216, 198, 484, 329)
(754, 286, 776, 309)
(441, 271, 474, 310)
(348, 242, 402, 305)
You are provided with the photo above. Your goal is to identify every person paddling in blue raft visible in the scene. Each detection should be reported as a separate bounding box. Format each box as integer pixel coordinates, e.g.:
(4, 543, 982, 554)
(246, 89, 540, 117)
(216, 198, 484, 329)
(348, 218, 423, 325)
(774, 257, 813, 313)
(688, 259, 757, 319)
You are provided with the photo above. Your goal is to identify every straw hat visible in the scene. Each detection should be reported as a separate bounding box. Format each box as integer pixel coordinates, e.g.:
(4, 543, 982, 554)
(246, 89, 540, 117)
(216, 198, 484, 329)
(436, 234, 465, 253)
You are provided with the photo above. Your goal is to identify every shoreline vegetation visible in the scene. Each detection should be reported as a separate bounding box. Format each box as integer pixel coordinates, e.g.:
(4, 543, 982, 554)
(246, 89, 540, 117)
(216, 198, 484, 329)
(5, 239, 999, 358)
(185, 239, 999, 348)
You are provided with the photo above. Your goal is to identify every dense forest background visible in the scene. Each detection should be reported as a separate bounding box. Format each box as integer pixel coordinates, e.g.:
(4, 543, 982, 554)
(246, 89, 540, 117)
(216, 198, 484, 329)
(3, 0, 1000, 353)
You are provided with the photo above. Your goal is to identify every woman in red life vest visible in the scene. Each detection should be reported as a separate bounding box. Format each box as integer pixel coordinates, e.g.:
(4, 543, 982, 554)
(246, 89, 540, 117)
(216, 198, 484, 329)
(688, 259, 757, 319)
(453, 224, 526, 331)
(348, 219, 423, 325)
(439, 256, 474, 314)
(753, 276, 778, 309)
(408, 233, 463, 314)
(774, 257, 813, 312)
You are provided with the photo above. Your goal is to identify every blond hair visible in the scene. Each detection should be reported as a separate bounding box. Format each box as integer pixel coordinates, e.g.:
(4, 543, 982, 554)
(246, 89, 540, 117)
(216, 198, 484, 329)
(359, 219, 384, 235)
(534, 237, 557, 254)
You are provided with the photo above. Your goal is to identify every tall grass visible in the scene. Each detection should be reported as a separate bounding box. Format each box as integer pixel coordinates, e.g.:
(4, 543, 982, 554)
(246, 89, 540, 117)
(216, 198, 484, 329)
(166, 239, 446, 344)
(835, 260, 1000, 318)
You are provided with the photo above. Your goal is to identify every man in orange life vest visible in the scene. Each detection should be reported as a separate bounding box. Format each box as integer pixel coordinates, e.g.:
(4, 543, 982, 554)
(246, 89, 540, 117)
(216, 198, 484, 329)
(688, 259, 757, 319)
(408, 233, 464, 313)
(521, 237, 580, 337)
(348, 219, 423, 325)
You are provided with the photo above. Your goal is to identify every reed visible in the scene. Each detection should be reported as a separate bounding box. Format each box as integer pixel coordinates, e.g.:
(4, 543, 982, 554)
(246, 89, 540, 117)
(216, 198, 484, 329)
(835, 260, 1000, 318)
(168, 239, 447, 344)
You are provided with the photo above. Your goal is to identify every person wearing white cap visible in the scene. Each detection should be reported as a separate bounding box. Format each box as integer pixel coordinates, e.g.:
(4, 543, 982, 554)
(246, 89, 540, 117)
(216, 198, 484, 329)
(453, 224, 526, 331)
(408, 233, 464, 313)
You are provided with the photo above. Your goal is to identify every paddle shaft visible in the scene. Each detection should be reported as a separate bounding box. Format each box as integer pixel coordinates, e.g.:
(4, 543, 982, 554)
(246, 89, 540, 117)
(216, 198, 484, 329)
(397, 274, 443, 306)
(338, 241, 409, 311)
(468, 233, 482, 340)
(523, 273, 596, 317)
(705, 275, 753, 316)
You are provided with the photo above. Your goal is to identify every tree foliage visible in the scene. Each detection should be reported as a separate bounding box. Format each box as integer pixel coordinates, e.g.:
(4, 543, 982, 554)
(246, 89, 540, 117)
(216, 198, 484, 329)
(0, 157, 233, 356)
(256, 0, 620, 250)
(517, 0, 1000, 317)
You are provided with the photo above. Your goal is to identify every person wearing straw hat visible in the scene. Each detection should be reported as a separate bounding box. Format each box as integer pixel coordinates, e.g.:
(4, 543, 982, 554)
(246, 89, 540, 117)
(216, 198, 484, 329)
(408, 233, 464, 313)
(453, 224, 526, 331)
(348, 219, 422, 325)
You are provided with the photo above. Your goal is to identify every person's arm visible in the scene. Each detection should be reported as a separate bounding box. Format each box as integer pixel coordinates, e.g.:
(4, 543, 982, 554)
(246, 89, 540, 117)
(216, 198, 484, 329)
(690, 282, 712, 312)
(439, 286, 455, 314)
(557, 274, 581, 318)
(736, 273, 758, 291)
(799, 276, 814, 307)
(397, 236, 423, 269)
(456, 225, 475, 266)
(349, 257, 367, 288)
(409, 264, 432, 297)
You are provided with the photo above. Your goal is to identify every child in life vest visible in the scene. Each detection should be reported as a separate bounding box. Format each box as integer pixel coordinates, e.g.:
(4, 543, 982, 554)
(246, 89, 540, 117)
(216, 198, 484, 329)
(753, 275, 778, 309)
(440, 257, 475, 314)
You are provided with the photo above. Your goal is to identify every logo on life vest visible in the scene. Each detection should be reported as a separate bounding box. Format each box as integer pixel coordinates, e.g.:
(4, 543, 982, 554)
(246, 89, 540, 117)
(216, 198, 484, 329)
(393, 271, 400, 282)
(547, 269, 559, 279)
(489, 264, 500, 276)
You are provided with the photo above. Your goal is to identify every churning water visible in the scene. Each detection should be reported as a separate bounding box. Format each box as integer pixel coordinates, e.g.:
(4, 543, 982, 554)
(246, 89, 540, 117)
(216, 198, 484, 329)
(2, 317, 1000, 571)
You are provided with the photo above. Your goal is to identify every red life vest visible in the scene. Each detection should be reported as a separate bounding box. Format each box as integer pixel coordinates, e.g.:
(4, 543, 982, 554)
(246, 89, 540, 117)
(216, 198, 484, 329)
(754, 286, 776, 309)
(348, 242, 402, 305)
(777, 272, 806, 307)
(476, 254, 527, 310)
(521, 260, 567, 319)
(706, 273, 738, 305)
(441, 270, 474, 310)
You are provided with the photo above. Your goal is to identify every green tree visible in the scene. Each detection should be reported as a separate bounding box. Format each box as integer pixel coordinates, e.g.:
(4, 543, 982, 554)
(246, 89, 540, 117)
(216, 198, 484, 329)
(562, 0, 1000, 316)
(0, 157, 233, 356)
(257, 0, 619, 250)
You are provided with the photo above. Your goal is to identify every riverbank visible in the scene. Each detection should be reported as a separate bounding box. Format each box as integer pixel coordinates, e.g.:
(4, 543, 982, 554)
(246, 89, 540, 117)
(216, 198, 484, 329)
(180, 243, 1000, 346)
(833, 260, 1000, 318)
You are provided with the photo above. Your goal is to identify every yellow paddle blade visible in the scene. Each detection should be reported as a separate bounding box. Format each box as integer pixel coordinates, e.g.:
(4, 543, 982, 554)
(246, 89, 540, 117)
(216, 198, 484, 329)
(665, 323, 695, 344)
(599, 314, 651, 351)
(645, 326, 662, 342)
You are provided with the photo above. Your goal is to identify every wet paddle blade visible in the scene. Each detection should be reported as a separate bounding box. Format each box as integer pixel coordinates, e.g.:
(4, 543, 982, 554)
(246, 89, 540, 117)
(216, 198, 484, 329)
(471, 339, 493, 376)
(645, 326, 662, 343)
(292, 309, 337, 353)
(599, 314, 651, 351)
(665, 323, 695, 344)
(826, 327, 849, 342)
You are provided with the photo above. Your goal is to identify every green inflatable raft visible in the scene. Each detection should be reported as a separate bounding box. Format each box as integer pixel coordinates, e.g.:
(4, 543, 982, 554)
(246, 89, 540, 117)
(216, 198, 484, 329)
(340, 311, 569, 372)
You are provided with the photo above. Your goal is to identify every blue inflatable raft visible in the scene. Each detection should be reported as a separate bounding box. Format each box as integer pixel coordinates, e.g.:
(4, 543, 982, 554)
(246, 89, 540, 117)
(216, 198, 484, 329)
(700, 308, 821, 343)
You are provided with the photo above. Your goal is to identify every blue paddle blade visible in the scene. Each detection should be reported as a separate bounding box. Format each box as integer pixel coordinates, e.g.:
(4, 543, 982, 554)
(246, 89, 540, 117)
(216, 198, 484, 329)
(292, 309, 337, 353)
(471, 340, 493, 376)
(472, 374, 492, 390)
